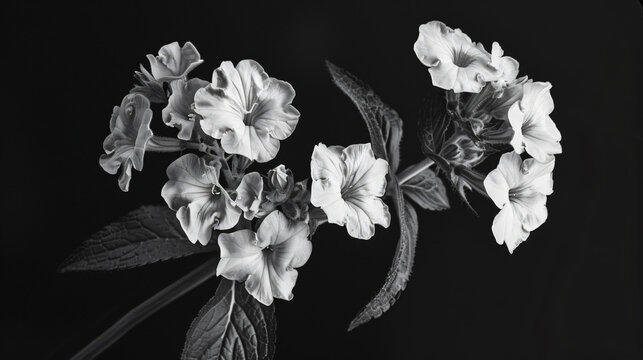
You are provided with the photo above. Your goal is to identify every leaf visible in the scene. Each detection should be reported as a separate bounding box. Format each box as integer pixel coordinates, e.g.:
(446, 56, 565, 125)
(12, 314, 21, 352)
(326, 61, 403, 173)
(182, 279, 276, 360)
(347, 176, 419, 331)
(400, 167, 450, 211)
(59, 205, 217, 272)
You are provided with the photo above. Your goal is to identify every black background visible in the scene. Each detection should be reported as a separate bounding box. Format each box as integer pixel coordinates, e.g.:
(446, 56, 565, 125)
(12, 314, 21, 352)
(2, 0, 641, 359)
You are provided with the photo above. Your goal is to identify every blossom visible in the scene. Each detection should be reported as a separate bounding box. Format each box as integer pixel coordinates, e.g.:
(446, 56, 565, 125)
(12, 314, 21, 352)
(162, 78, 210, 140)
(234, 172, 264, 220)
(413, 21, 500, 93)
(483, 152, 555, 253)
(217, 210, 312, 306)
(161, 154, 241, 245)
(99, 93, 154, 192)
(310, 143, 391, 239)
(146, 41, 203, 81)
(194, 60, 300, 162)
(508, 82, 562, 162)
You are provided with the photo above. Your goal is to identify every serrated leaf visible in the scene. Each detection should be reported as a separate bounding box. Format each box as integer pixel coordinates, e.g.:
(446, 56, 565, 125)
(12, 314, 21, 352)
(59, 205, 217, 272)
(400, 167, 450, 211)
(326, 61, 403, 173)
(347, 176, 418, 331)
(182, 279, 276, 360)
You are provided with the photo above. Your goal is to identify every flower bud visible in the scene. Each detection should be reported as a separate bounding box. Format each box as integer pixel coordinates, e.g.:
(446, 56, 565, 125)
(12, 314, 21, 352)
(281, 180, 311, 222)
(266, 165, 294, 204)
(440, 133, 484, 168)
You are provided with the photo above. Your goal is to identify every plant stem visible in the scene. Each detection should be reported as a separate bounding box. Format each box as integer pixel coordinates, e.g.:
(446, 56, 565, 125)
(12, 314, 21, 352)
(146, 136, 201, 152)
(397, 158, 435, 185)
(69, 257, 218, 360)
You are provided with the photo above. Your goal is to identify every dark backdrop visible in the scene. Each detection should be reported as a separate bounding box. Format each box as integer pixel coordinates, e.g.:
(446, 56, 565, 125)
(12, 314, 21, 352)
(2, 0, 641, 359)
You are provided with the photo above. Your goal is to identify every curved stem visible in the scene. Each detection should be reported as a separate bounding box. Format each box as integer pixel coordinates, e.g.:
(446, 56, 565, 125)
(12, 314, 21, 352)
(397, 158, 435, 185)
(70, 257, 219, 360)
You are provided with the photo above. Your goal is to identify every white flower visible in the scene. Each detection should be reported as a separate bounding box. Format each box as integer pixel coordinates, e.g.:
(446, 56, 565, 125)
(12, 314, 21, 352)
(161, 154, 241, 245)
(489, 42, 519, 89)
(146, 41, 203, 81)
(162, 78, 210, 140)
(217, 210, 312, 306)
(508, 82, 562, 162)
(413, 20, 500, 93)
(234, 172, 264, 220)
(310, 143, 391, 240)
(99, 93, 153, 192)
(194, 60, 300, 162)
(483, 152, 555, 253)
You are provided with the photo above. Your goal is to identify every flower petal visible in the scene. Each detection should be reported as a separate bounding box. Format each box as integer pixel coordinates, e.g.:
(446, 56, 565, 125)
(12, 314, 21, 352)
(341, 144, 388, 197)
(245, 262, 275, 306)
(194, 85, 246, 139)
(162, 78, 210, 140)
(146, 41, 203, 80)
(483, 168, 510, 209)
(252, 78, 300, 140)
(491, 204, 529, 253)
(99, 94, 153, 192)
(235, 172, 264, 220)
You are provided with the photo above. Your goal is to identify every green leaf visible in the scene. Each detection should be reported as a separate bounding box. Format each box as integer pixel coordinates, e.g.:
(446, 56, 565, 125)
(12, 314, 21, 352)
(326, 61, 403, 173)
(182, 279, 276, 360)
(400, 167, 450, 211)
(59, 205, 217, 272)
(347, 177, 419, 331)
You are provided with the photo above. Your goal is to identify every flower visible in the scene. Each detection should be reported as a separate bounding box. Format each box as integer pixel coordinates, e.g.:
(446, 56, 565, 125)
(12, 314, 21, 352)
(99, 93, 154, 192)
(194, 60, 300, 162)
(489, 42, 519, 89)
(483, 152, 555, 253)
(310, 143, 391, 239)
(146, 41, 203, 81)
(217, 210, 312, 306)
(413, 21, 500, 93)
(234, 172, 264, 220)
(161, 154, 241, 245)
(162, 78, 210, 140)
(266, 164, 294, 203)
(508, 82, 562, 162)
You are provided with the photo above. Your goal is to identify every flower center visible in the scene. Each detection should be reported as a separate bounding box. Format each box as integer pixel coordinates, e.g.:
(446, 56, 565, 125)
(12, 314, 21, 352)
(211, 185, 222, 197)
(452, 48, 475, 67)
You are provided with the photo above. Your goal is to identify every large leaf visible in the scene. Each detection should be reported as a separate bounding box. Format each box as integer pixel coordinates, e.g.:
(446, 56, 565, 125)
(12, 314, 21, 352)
(59, 205, 217, 272)
(326, 61, 403, 173)
(327, 61, 417, 330)
(400, 167, 450, 211)
(348, 177, 419, 331)
(182, 279, 276, 360)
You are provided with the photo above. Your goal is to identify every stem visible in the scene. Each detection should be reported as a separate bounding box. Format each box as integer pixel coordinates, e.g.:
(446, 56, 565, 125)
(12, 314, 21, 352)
(69, 257, 219, 360)
(146, 136, 200, 152)
(397, 158, 435, 185)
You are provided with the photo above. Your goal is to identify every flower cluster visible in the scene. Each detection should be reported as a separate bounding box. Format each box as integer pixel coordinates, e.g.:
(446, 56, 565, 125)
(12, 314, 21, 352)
(414, 20, 562, 253)
(99, 42, 390, 305)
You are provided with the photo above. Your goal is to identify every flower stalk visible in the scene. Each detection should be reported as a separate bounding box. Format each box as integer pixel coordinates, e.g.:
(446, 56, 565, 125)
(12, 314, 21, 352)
(397, 158, 435, 185)
(69, 257, 219, 360)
